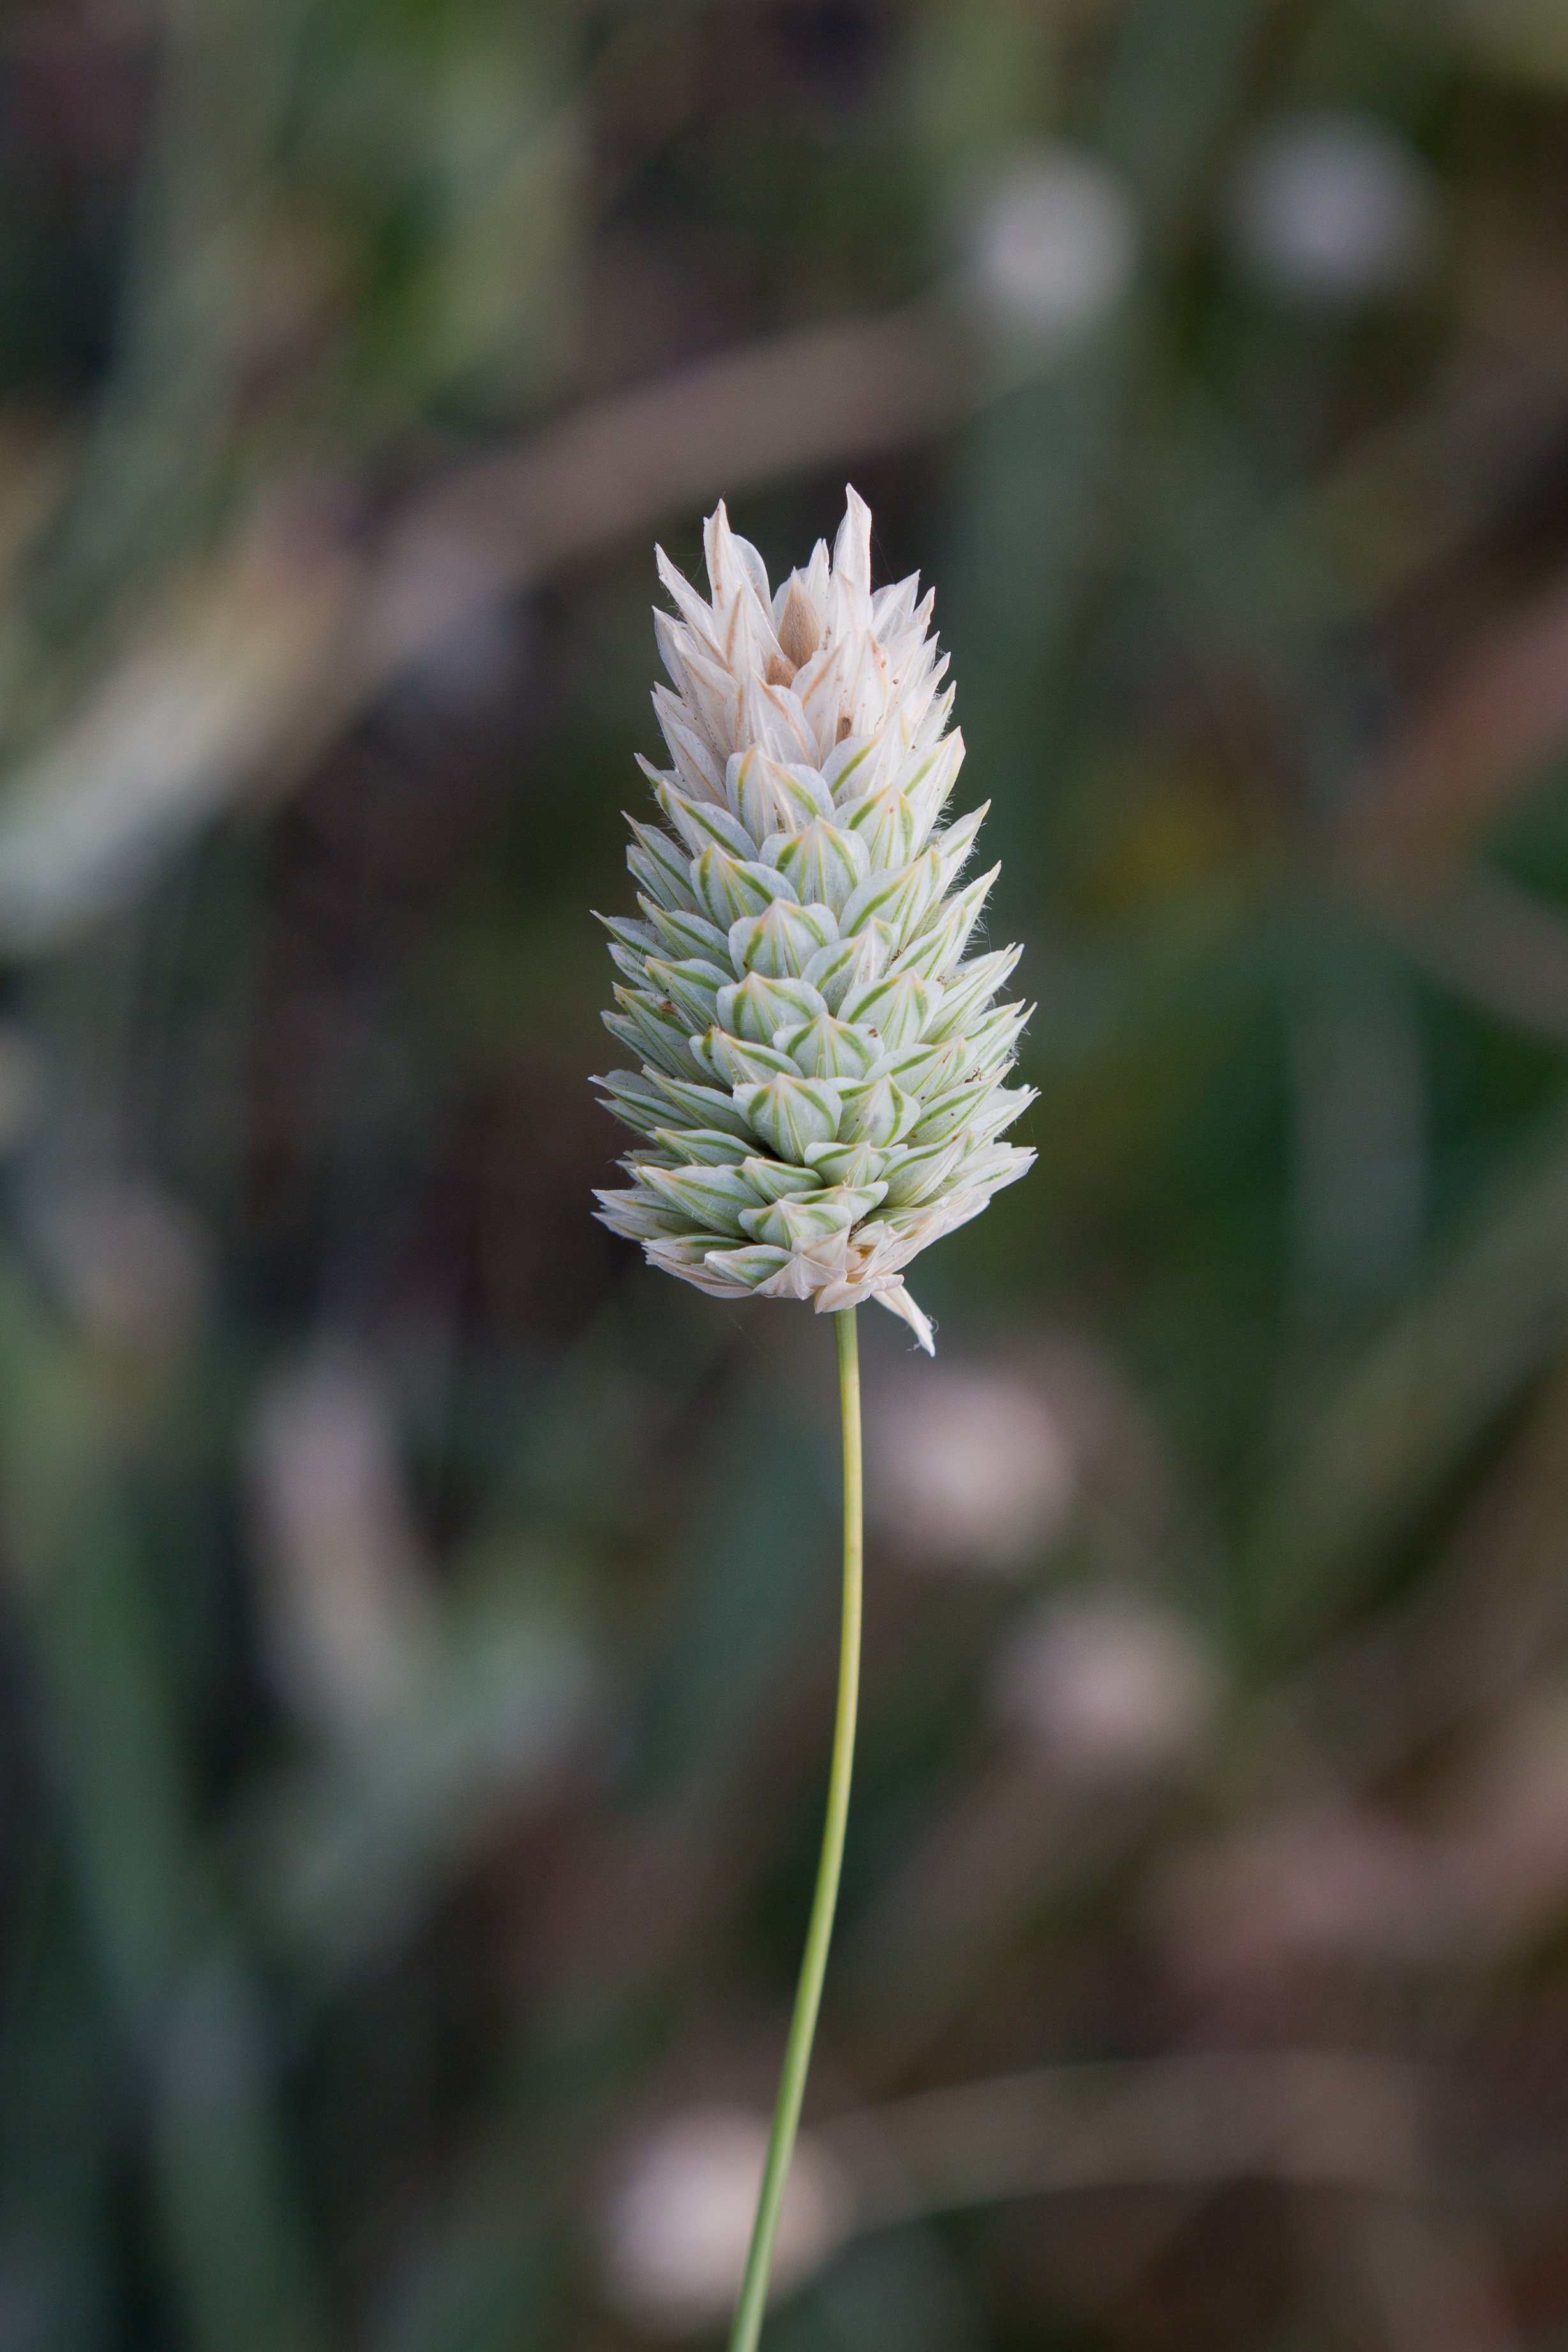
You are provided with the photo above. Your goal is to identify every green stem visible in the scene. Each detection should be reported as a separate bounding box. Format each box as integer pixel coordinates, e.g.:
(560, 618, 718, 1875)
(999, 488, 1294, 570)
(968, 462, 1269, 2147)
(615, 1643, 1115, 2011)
(728, 1306, 863, 2352)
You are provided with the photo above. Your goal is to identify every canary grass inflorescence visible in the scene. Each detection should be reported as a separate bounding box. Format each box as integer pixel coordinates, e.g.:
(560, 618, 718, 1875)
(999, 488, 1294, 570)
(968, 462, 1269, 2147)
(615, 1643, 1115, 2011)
(593, 490, 1031, 2349)
(594, 487, 1034, 1353)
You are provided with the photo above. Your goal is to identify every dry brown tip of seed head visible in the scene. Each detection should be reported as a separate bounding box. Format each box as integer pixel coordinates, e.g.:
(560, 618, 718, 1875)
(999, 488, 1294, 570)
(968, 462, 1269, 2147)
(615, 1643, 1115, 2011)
(777, 578, 821, 669)
(765, 652, 796, 686)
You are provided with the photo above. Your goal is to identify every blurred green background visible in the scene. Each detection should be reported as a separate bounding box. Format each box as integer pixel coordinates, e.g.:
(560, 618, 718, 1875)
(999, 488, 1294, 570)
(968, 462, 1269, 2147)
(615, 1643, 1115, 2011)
(5, 1, 1568, 2346)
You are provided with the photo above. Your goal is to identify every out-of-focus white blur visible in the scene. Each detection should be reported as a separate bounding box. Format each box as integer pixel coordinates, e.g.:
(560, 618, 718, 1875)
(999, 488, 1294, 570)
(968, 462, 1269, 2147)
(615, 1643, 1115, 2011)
(247, 1349, 433, 1738)
(991, 1591, 1218, 1781)
(966, 144, 1139, 344)
(32, 1173, 212, 1352)
(869, 1358, 1078, 1575)
(1227, 112, 1436, 300)
(595, 2106, 851, 2334)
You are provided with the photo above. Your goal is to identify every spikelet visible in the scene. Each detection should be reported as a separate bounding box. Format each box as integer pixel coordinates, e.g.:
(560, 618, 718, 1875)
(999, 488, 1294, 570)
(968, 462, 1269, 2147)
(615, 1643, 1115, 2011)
(592, 487, 1033, 1354)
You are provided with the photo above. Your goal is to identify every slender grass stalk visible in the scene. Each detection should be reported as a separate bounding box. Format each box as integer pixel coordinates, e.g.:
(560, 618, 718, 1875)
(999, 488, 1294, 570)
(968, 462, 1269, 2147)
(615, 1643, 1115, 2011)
(728, 1305, 863, 2352)
(594, 489, 1031, 2330)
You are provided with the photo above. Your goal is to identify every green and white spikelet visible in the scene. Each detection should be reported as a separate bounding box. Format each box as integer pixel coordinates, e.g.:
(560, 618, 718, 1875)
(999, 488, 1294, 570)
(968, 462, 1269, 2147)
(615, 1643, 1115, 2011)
(592, 486, 1034, 1355)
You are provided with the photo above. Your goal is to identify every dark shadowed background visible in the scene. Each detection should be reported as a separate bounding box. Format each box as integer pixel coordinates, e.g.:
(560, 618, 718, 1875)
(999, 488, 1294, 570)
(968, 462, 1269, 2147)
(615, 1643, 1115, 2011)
(4, 3, 1568, 2347)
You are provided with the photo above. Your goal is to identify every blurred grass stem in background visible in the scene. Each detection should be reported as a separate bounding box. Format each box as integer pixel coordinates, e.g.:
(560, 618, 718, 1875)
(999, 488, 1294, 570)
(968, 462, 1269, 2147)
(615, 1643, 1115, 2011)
(730, 1307, 862, 2352)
